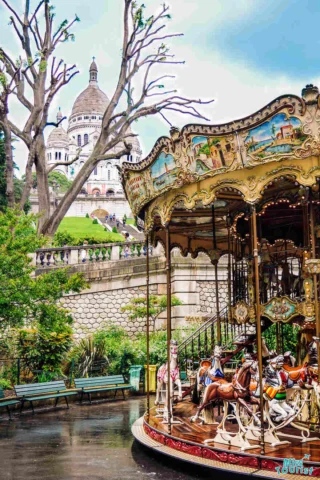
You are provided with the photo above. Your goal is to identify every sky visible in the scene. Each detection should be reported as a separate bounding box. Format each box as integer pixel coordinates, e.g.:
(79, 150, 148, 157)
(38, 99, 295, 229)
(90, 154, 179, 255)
(1, 0, 320, 175)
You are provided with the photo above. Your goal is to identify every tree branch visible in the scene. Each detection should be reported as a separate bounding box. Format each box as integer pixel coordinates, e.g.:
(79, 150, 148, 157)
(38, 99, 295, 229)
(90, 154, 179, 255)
(1, 0, 23, 25)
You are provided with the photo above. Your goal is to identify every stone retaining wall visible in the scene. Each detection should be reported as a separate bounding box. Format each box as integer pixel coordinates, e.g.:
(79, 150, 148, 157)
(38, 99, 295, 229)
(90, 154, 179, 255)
(58, 252, 229, 340)
(197, 280, 229, 315)
(63, 284, 157, 339)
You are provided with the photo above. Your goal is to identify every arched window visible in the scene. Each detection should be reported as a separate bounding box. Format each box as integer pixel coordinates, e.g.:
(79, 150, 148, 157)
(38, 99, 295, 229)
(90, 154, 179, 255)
(77, 135, 81, 146)
(65, 154, 68, 161)
(55, 152, 58, 160)
(58, 152, 61, 160)
(84, 133, 89, 144)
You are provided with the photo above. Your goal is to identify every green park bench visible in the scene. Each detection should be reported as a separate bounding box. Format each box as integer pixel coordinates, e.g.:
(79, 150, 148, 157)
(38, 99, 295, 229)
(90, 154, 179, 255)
(0, 386, 20, 420)
(15, 380, 78, 414)
(74, 374, 133, 404)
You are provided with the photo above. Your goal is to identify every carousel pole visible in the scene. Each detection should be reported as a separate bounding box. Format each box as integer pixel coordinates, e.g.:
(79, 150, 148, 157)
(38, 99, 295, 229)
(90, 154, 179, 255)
(212, 205, 221, 343)
(165, 226, 172, 434)
(310, 203, 320, 374)
(146, 234, 150, 419)
(251, 205, 265, 455)
(227, 216, 232, 321)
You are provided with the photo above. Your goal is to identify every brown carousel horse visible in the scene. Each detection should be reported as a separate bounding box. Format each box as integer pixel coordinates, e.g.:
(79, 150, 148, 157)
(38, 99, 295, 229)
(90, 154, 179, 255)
(190, 360, 259, 423)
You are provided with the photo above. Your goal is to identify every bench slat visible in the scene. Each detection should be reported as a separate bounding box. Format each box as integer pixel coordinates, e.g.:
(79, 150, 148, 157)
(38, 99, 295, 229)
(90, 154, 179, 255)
(24, 391, 78, 401)
(74, 375, 126, 388)
(0, 399, 20, 407)
(15, 381, 68, 397)
(82, 386, 132, 393)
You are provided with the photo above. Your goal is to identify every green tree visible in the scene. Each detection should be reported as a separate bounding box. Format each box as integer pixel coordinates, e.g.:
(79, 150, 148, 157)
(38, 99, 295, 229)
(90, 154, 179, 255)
(27, 171, 73, 193)
(0, 209, 87, 338)
(121, 294, 183, 331)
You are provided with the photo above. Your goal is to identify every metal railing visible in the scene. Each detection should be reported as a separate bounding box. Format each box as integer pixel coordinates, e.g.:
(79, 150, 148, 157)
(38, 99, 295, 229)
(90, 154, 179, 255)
(178, 303, 257, 373)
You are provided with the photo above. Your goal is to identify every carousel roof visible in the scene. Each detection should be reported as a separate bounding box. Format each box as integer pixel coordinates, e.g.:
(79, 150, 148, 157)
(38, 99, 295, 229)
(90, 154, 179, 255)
(122, 84, 320, 257)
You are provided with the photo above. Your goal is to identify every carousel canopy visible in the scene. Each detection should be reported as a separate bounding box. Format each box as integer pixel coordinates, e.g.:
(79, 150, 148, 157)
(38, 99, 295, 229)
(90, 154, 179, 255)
(122, 84, 320, 257)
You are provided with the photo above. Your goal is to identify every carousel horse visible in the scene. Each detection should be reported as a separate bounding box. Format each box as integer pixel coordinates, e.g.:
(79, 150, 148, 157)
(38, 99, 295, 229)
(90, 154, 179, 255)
(264, 355, 296, 423)
(155, 340, 182, 410)
(192, 344, 226, 405)
(190, 360, 259, 424)
(283, 351, 296, 367)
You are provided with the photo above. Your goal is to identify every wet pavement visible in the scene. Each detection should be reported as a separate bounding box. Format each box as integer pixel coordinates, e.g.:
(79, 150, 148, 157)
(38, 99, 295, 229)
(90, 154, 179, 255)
(0, 396, 246, 480)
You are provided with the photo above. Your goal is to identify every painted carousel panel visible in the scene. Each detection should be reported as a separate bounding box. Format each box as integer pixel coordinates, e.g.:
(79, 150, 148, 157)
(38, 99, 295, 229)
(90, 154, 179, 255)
(244, 112, 306, 164)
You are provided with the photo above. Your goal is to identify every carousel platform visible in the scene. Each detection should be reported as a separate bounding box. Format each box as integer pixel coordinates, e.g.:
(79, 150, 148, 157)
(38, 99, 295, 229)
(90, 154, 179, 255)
(132, 400, 320, 479)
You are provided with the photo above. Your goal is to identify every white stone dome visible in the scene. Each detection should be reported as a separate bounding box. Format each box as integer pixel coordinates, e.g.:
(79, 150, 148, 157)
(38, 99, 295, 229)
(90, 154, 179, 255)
(47, 110, 69, 148)
(70, 85, 109, 117)
(70, 59, 109, 118)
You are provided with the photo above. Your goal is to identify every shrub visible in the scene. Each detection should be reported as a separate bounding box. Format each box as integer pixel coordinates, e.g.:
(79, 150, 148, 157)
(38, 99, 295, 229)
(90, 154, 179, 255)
(92, 218, 98, 224)
(112, 226, 118, 233)
(85, 213, 90, 218)
(53, 230, 77, 247)
(17, 304, 75, 373)
(68, 335, 109, 378)
(0, 378, 12, 390)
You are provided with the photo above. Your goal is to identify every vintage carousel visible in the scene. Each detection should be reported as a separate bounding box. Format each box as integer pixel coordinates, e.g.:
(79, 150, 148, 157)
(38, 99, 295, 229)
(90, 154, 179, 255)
(126, 84, 320, 478)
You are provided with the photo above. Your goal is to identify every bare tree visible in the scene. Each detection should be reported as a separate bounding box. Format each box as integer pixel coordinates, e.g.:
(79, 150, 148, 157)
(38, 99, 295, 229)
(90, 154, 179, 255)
(3, 0, 213, 236)
(0, 0, 79, 230)
(41, 0, 213, 236)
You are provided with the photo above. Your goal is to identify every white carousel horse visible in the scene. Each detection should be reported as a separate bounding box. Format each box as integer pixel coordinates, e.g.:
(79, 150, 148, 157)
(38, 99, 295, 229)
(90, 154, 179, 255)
(155, 340, 182, 415)
(264, 355, 296, 423)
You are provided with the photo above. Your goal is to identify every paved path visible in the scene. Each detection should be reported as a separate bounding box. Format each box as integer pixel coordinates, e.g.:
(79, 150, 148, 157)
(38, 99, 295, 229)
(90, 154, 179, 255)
(0, 397, 243, 480)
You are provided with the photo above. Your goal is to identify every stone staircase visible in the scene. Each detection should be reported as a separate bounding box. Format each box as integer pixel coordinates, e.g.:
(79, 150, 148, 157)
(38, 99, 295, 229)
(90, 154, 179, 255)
(98, 217, 145, 241)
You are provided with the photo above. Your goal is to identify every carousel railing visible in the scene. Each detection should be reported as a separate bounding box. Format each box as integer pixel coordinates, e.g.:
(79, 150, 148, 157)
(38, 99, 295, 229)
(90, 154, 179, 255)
(178, 306, 228, 372)
(178, 304, 257, 374)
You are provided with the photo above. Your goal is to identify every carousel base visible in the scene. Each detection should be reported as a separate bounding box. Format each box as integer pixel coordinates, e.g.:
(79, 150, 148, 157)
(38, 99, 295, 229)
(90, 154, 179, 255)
(131, 400, 320, 479)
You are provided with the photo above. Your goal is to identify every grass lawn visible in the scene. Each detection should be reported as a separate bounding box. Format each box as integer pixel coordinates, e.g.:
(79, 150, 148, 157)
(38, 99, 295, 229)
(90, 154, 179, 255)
(57, 217, 124, 243)
(126, 218, 136, 225)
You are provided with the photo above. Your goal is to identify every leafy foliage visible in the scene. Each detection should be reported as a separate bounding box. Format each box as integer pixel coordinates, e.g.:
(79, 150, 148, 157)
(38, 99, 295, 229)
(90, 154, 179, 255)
(27, 171, 73, 193)
(0, 378, 11, 390)
(263, 323, 299, 356)
(121, 294, 183, 330)
(0, 209, 87, 331)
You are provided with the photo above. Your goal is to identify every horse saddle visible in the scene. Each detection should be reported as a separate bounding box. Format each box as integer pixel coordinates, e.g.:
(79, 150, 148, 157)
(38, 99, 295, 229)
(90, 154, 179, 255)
(218, 383, 234, 394)
(282, 364, 305, 382)
(207, 370, 224, 382)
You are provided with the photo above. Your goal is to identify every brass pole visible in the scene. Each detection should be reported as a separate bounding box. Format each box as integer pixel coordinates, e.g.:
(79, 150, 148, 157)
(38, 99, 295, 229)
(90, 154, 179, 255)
(146, 234, 150, 419)
(165, 226, 172, 434)
(212, 205, 221, 343)
(214, 261, 221, 343)
(251, 206, 265, 454)
(227, 225, 232, 317)
(310, 203, 320, 374)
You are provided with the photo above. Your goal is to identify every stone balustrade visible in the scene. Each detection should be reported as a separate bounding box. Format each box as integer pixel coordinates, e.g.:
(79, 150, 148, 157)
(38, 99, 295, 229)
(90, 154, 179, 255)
(34, 241, 157, 268)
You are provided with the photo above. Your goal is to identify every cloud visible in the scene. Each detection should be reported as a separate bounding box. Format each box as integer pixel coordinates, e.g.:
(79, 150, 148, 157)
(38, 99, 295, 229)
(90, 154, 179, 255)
(2, 0, 318, 176)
